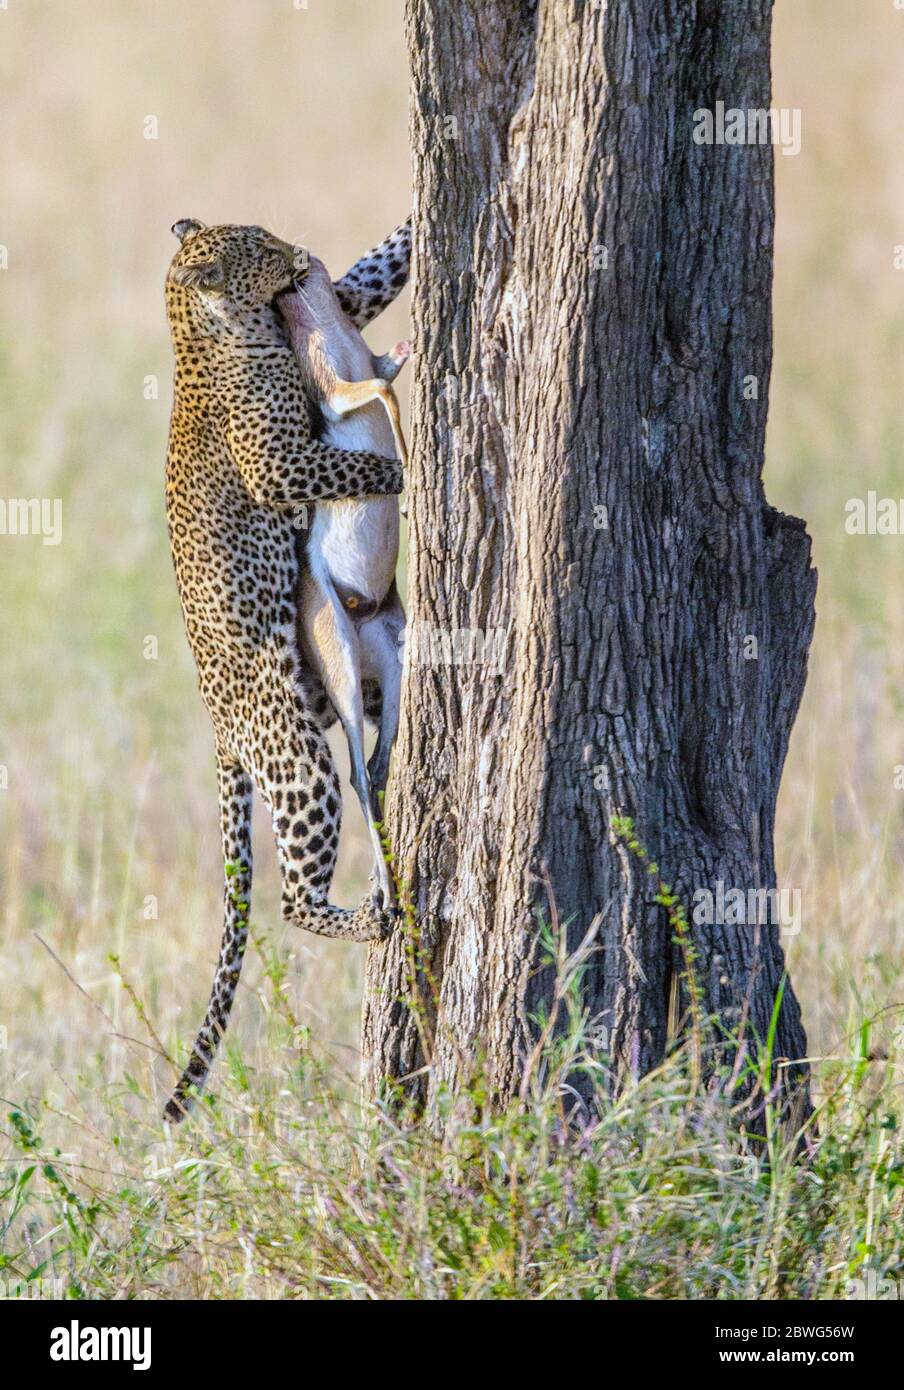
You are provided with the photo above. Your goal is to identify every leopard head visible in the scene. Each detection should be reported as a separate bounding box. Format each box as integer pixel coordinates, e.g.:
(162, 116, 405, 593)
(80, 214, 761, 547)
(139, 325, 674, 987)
(166, 219, 309, 337)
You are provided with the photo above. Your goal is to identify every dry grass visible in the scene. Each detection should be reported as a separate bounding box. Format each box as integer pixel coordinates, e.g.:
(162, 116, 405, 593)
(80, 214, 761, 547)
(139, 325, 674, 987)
(0, 0, 902, 1299)
(770, 1, 904, 1060)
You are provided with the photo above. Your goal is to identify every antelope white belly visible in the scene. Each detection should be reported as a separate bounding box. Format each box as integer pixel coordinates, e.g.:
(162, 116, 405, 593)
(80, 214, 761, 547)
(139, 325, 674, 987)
(314, 406, 399, 603)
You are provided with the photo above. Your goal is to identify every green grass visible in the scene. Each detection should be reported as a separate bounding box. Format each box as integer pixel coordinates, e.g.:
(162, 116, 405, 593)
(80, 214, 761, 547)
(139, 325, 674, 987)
(1, 933, 902, 1301)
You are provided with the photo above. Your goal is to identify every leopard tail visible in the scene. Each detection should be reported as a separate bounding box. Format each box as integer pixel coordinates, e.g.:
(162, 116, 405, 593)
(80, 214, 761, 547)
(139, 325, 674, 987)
(164, 762, 253, 1123)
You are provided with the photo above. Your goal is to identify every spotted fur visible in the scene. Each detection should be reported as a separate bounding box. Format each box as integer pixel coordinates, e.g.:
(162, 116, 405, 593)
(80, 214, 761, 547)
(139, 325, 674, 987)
(163, 219, 411, 1122)
(333, 218, 412, 329)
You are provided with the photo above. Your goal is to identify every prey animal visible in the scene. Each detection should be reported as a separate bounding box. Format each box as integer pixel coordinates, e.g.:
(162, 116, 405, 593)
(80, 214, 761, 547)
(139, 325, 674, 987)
(278, 257, 408, 914)
(163, 218, 411, 1121)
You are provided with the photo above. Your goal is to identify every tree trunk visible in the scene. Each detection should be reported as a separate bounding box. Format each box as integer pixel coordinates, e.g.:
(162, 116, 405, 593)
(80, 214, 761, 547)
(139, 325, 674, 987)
(363, 0, 813, 1129)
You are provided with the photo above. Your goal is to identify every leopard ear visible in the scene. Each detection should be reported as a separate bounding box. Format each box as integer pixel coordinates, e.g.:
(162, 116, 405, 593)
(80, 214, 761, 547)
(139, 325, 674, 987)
(171, 218, 206, 243)
(169, 260, 225, 292)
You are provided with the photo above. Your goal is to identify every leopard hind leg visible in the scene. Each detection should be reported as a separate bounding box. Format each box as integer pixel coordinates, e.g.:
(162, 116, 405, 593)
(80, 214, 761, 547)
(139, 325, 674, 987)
(244, 688, 391, 938)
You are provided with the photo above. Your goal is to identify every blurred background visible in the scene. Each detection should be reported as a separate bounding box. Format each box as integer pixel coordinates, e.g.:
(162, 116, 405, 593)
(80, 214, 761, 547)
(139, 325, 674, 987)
(0, 0, 901, 1119)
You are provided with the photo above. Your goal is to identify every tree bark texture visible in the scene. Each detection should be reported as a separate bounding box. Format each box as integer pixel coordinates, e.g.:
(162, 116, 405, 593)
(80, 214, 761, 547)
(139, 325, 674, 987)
(362, 0, 813, 1124)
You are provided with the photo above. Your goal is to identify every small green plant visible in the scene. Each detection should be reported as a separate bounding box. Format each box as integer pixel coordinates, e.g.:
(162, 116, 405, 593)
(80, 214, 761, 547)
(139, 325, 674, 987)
(374, 795, 441, 1062)
(610, 815, 705, 1087)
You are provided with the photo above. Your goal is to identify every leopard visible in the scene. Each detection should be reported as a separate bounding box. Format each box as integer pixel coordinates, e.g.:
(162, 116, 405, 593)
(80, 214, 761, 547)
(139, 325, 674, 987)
(162, 216, 411, 1122)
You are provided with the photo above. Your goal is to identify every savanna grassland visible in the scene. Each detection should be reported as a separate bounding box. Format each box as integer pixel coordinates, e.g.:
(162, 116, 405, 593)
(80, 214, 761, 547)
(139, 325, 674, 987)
(0, 1, 902, 1299)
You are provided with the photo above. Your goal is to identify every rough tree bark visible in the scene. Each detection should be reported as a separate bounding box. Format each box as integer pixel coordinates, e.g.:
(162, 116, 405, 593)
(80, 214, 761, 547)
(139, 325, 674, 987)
(363, 0, 813, 1128)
